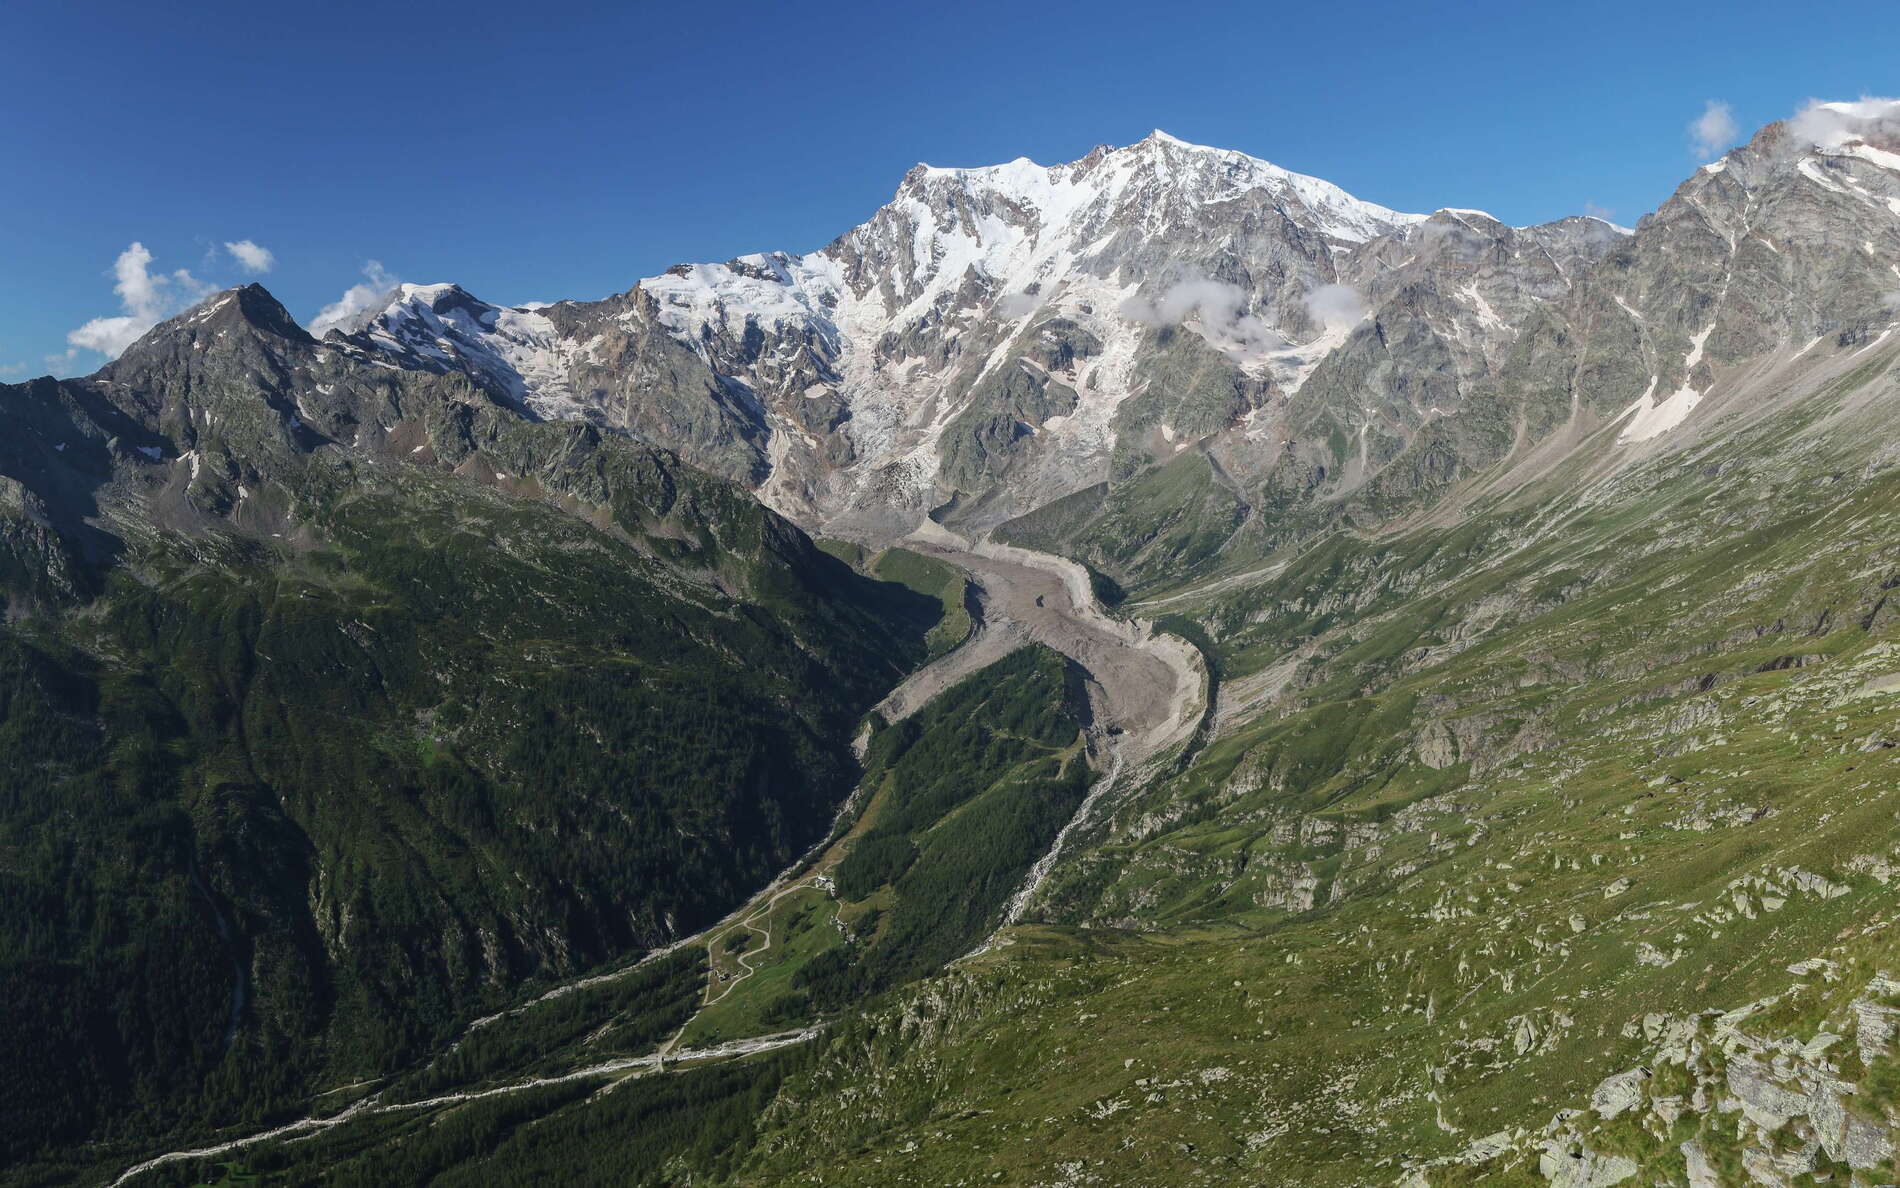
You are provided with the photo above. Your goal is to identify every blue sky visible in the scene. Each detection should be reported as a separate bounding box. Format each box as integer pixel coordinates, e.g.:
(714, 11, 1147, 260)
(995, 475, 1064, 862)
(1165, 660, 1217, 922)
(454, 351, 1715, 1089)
(4, 0, 1895, 377)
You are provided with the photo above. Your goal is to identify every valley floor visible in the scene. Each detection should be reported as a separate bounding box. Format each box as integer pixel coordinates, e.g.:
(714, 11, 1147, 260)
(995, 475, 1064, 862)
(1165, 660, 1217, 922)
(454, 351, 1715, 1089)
(878, 522, 1206, 764)
(98, 529, 1208, 1187)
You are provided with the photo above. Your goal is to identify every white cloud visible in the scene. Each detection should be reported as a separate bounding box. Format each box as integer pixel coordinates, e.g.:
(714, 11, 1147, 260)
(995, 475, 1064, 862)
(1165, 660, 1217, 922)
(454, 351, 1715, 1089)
(223, 239, 275, 274)
(66, 317, 151, 358)
(1788, 96, 1900, 151)
(995, 291, 1042, 319)
(65, 242, 217, 360)
(1690, 100, 1739, 160)
(1583, 200, 1616, 221)
(310, 261, 400, 336)
(1303, 283, 1366, 330)
(1120, 275, 1286, 354)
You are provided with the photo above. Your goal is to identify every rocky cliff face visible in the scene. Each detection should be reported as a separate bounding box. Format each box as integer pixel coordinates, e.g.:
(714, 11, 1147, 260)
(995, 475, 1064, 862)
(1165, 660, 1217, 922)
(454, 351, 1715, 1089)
(1468, 107, 1900, 451)
(330, 107, 1899, 573)
(999, 108, 1900, 585)
(0, 282, 935, 1168)
(337, 131, 1640, 541)
(13, 103, 1900, 1188)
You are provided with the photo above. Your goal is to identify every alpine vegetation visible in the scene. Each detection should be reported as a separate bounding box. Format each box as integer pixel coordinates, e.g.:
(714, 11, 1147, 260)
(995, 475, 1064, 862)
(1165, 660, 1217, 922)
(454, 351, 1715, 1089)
(6, 90, 1900, 1188)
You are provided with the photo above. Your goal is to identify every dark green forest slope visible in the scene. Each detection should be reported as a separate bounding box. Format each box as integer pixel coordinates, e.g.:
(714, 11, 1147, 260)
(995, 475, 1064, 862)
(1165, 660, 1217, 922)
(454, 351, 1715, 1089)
(107, 645, 1094, 1188)
(0, 287, 938, 1178)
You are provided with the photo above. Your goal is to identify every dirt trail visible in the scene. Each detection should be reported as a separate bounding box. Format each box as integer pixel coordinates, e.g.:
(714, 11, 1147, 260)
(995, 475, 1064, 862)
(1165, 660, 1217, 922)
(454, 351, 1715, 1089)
(107, 1029, 817, 1187)
(109, 528, 1206, 1187)
(1126, 558, 1288, 613)
(697, 873, 840, 1013)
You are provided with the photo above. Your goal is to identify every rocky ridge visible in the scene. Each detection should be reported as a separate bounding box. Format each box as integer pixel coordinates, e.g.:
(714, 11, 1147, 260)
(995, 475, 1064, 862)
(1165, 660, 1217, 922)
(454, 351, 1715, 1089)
(338, 132, 1633, 539)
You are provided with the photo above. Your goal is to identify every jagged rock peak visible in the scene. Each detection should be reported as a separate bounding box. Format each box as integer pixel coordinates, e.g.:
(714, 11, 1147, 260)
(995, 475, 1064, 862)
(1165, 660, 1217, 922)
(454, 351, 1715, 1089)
(93, 285, 315, 375)
(894, 129, 1427, 246)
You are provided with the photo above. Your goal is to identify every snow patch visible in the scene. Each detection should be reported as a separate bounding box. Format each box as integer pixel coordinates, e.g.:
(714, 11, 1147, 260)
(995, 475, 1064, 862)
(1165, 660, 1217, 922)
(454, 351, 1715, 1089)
(1618, 326, 1712, 444)
(1463, 284, 1507, 333)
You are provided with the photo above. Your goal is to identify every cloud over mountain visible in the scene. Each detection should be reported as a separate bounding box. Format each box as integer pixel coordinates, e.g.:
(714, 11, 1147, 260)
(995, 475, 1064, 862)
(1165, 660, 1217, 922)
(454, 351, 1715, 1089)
(65, 242, 216, 360)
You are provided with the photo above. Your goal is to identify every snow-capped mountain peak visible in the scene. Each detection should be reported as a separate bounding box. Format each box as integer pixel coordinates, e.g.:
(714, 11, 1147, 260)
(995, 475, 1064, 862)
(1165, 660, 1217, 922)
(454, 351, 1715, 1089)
(342, 132, 1629, 535)
(334, 282, 592, 421)
(896, 129, 1425, 252)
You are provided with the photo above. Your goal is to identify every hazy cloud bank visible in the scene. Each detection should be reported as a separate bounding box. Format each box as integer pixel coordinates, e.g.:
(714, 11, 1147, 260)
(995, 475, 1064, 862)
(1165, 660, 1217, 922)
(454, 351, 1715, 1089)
(1690, 100, 1738, 160)
(311, 262, 401, 335)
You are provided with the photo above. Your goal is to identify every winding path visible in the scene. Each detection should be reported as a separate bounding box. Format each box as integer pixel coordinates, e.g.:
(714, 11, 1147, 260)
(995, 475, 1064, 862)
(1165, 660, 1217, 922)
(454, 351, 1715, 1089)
(107, 1030, 818, 1188)
(106, 528, 1205, 1186)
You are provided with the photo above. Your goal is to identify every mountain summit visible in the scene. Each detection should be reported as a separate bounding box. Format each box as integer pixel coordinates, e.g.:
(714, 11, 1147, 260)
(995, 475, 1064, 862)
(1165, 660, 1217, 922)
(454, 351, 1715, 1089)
(9, 105, 1900, 1188)
(340, 132, 1634, 538)
(329, 113, 1900, 571)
